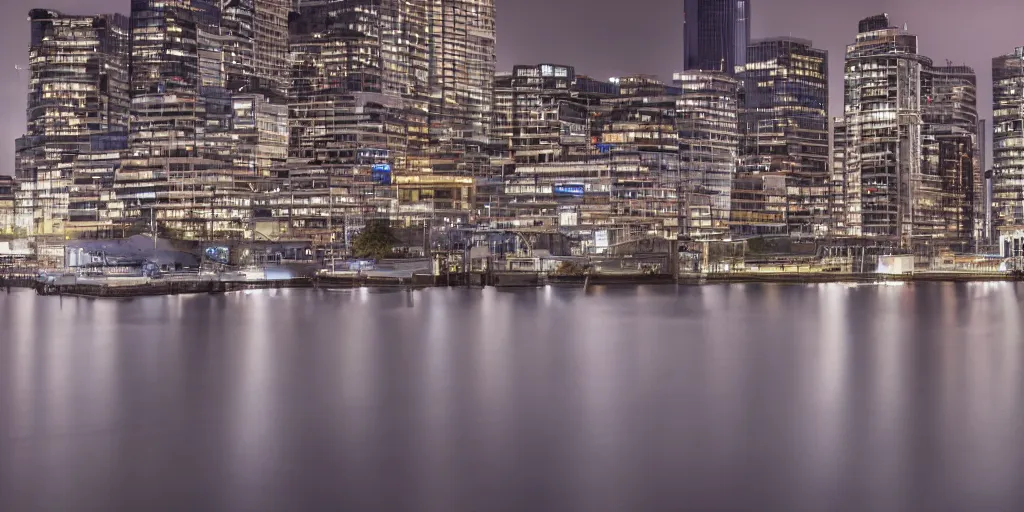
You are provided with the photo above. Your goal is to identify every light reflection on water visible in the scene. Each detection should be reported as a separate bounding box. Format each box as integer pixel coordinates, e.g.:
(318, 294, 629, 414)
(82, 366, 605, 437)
(1, 283, 1023, 511)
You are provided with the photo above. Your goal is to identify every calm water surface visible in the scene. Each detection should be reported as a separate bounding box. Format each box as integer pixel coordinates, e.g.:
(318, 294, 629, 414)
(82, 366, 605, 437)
(1, 283, 1024, 511)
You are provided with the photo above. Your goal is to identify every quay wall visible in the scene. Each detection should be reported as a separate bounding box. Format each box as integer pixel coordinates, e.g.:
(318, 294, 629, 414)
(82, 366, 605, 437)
(13, 271, 1023, 298)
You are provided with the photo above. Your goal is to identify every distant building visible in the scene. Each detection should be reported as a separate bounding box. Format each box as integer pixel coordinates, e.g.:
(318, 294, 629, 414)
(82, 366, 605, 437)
(253, 0, 291, 101)
(737, 37, 829, 237)
(683, 0, 750, 75)
(282, 2, 410, 241)
(68, 136, 129, 238)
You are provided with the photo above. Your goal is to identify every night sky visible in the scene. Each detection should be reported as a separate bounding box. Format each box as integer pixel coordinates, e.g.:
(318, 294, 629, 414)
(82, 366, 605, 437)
(2, 0, 1023, 174)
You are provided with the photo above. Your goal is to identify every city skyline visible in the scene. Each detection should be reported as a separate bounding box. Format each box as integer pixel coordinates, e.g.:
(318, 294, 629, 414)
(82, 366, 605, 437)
(0, 0, 1022, 175)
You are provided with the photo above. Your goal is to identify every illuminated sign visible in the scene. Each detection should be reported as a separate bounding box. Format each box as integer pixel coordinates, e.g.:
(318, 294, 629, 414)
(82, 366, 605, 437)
(371, 164, 392, 185)
(553, 183, 585, 198)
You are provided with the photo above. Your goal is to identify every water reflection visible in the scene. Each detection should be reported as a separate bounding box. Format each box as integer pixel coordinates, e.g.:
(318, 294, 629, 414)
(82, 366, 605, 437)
(2, 284, 1024, 511)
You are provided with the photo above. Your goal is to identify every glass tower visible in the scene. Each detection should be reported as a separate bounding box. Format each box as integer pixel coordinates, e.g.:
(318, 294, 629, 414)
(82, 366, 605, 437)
(683, 0, 751, 75)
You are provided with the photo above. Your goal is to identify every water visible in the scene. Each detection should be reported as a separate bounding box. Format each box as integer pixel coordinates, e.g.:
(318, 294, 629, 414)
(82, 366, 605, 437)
(1, 283, 1023, 512)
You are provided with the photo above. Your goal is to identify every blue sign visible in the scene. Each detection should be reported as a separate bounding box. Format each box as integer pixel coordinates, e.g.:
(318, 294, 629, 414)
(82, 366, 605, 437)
(205, 246, 230, 264)
(596, 143, 615, 154)
(371, 164, 392, 185)
(553, 184, 585, 198)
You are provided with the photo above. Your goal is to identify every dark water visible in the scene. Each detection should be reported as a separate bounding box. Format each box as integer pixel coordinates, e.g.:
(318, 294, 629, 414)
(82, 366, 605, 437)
(1, 283, 1023, 512)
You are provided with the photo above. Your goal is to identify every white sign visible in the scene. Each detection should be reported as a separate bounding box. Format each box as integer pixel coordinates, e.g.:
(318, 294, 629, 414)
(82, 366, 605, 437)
(594, 230, 609, 248)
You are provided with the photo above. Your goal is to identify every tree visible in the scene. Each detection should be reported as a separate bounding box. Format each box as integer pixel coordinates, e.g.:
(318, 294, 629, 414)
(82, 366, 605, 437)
(351, 221, 399, 261)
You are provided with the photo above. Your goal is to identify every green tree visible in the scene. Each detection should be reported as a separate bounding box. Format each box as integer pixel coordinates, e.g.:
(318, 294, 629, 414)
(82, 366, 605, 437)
(351, 221, 399, 261)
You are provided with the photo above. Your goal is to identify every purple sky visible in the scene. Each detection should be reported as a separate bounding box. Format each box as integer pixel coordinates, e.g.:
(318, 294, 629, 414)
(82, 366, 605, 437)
(2, 0, 1023, 174)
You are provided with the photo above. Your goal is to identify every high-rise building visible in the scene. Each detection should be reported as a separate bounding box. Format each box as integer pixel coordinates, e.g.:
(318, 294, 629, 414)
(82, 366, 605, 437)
(288, 5, 410, 168)
(683, 0, 751, 75)
(921, 64, 978, 249)
(737, 37, 829, 237)
(128, 0, 222, 158)
(492, 64, 601, 166)
(674, 71, 741, 238)
(253, 0, 292, 100)
(843, 14, 927, 244)
(15, 9, 130, 236)
(221, 0, 256, 93)
(598, 75, 683, 240)
(492, 66, 620, 232)
(113, 0, 273, 241)
(424, 0, 497, 173)
(277, 2, 413, 242)
(992, 48, 1024, 251)
(830, 117, 848, 235)
(70, 136, 129, 237)
(844, 14, 978, 250)
(283, 0, 493, 228)
(0, 176, 16, 236)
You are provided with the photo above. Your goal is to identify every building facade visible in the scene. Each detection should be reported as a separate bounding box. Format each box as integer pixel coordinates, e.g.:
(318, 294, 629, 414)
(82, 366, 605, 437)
(920, 64, 978, 249)
(830, 117, 849, 235)
(0, 177, 15, 236)
(15, 9, 130, 236)
(674, 71, 741, 238)
(738, 37, 829, 237)
(843, 14, 927, 245)
(992, 48, 1024, 251)
(425, 0, 497, 172)
(128, 0, 222, 159)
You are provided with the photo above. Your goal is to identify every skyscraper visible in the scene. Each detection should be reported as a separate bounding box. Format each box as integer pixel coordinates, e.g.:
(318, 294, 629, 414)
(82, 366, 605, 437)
(738, 37, 829, 236)
(844, 14, 978, 249)
(112, 0, 271, 241)
(921, 64, 978, 249)
(674, 71, 741, 237)
(843, 14, 927, 244)
(424, 0, 497, 172)
(221, 0, 256, 94)
(128, 0, 222, 158)
(683, 0, 751, 75)
(992, 48, 1024, 250)
(281, 0, 421, 241)
(601, 75, 683, 239)
(15, 9, 130, 236)
(253, 0, 291, 100)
